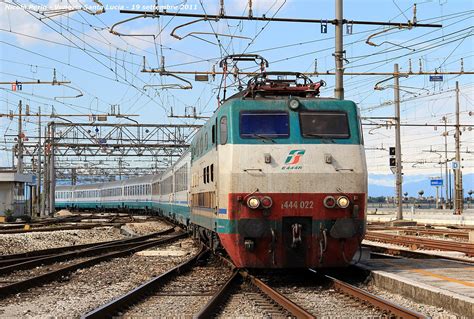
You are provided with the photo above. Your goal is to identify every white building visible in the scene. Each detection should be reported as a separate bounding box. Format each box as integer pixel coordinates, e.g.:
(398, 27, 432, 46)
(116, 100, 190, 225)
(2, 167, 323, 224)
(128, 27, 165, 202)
(0, 169, 34, 217)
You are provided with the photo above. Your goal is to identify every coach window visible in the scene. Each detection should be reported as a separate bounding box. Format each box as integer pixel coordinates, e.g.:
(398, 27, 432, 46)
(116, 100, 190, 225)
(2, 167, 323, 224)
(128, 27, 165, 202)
(220, 116, 228, 145)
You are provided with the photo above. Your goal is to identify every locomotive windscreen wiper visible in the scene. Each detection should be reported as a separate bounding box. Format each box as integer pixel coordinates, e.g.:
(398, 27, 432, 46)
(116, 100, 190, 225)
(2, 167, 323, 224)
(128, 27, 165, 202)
(304, 133, 336, 143)
(251, 134, 276, 143)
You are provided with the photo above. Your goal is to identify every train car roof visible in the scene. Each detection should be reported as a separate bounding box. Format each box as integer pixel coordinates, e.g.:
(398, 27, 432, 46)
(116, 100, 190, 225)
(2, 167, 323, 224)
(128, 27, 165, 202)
(56, 185, 73, 191)
(122, 175, 155, 185)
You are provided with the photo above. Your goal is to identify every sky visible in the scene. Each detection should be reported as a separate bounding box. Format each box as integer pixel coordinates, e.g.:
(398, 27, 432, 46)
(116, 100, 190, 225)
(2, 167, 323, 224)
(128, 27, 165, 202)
(0, 0, 473, 196)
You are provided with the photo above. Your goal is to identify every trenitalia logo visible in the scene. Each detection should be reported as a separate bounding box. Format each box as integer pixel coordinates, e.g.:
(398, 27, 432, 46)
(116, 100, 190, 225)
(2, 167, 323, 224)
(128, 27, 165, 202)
(285, 150, 305, 164)
(282, 149, 305, 170)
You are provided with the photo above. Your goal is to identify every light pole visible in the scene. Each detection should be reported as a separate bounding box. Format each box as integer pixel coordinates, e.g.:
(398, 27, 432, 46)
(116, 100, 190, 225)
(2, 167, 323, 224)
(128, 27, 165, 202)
(418, 190, 424, 209)
(469, 190, 473, 209)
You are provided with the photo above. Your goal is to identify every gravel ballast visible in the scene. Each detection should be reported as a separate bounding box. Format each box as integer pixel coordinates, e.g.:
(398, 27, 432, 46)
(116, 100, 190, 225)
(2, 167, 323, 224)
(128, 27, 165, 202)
(0, 238, 198, 318)
(0, 227, 124, 255)
(122, 256, 232, 317)
(0, 220, 170, 256)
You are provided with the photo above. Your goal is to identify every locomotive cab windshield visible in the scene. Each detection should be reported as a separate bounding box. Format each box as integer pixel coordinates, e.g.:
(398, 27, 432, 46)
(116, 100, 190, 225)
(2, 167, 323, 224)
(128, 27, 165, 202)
(232, 72, 360, 145)
(240, 111, 290, 139)
(299, 111, 350, 139)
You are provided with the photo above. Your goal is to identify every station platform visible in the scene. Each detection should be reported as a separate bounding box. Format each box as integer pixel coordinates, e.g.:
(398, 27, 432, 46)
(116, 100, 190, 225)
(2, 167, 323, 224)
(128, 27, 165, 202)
(367, 208, 474, 226)
(358, 257, 474, 317)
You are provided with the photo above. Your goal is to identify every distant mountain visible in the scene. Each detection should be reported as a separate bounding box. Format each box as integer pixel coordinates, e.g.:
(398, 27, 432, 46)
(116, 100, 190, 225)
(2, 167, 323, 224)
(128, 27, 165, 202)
(368, 173, 474, 197)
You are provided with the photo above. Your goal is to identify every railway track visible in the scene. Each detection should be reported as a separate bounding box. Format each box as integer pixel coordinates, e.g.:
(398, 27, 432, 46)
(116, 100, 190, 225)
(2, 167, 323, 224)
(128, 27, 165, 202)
(0, 213, 154, 234)
(199, 271, 313, 318)
(365, 231, 474, 257)
(0, 229, 186, 298)
(83, 248, 309, 319)
(367, 226, 469, 240)
(0, 214, 120, 229)
(0, 227, 176, 270)
(0, 223, 125, 234)
(317, 271, 426, 319)
(82, 245, 211, 319)
(246, 269, 427, 319)
(364, 243, 474, 263)
(83, 247, 427, 319)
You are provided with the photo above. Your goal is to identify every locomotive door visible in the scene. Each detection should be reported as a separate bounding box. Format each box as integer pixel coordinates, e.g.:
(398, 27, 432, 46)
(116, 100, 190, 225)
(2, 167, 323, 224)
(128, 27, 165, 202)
(282, 217, 312, 267)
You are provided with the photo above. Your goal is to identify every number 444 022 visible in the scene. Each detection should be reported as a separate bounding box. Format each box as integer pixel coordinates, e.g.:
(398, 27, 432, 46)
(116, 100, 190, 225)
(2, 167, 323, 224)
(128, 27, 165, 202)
(281, 200, 314, 209)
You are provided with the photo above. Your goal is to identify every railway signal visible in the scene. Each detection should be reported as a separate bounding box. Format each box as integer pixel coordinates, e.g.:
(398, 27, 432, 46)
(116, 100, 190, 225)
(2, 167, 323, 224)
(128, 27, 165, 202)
(389, 158, 396, 167)
(389, 147, 396, 169)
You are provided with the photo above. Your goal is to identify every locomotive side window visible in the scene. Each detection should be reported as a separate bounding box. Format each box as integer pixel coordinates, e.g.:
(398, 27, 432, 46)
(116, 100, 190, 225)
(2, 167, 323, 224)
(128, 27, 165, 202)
(220, 116, 228, 145)
(240, 111, 289, 138)
(299, 111, 350, 138)
(211, 125, 216, 144)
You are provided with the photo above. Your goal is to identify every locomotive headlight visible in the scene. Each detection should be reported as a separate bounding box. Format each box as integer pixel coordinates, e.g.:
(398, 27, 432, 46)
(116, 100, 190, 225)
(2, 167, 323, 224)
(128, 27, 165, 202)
(247, 196, 261, 209)
(337, 196, 350, 208)
(261, 196, 273, 209)
(323, 196, 336, 209)
(288, 98, 300, 110)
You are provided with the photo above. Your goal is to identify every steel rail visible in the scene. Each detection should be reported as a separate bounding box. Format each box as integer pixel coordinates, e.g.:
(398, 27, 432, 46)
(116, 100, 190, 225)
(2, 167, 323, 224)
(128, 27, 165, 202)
(81, 245, 208, 319)
(0, 215, 91, 229)
(0, 227, 175, 262)
(368, 221, 474, 231)
(367, 226, 469, 239)
(242, 272, 316, 319)
(324, 274, 427, 319)
(365, 231, 474, 256)
(363, 243, 473, 263)
(399, 229, 468, 239)
(0, 228, 176, 273)
(0, 231, 187, 298)
(195, 270, 240, 319)
(0, 223, 123, 234)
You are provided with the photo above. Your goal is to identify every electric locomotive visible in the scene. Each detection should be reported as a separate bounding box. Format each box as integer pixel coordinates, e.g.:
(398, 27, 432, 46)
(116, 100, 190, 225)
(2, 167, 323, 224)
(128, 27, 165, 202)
(55, 72, 367, 269)
(190, 72, 367, 268)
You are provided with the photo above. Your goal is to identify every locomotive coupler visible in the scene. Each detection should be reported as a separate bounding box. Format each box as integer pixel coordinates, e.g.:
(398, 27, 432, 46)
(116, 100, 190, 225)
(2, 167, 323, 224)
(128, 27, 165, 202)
(291, 223, 302, 248)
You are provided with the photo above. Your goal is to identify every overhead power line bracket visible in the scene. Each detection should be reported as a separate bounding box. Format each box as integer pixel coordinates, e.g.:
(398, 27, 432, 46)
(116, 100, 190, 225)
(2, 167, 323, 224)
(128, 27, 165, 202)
(170, 18, 252, 45)
(141, 57, 192, 90)
(110, 14, 160, 37)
